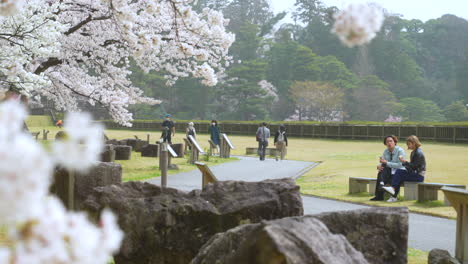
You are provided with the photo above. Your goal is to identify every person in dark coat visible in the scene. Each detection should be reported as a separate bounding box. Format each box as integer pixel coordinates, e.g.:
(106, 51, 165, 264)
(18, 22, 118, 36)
(208, 120, 220, 146)
(161, 114, 175, 144)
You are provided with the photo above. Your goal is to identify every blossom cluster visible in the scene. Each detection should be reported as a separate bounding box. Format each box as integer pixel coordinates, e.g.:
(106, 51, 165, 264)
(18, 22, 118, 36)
(258, 80, 278, 101)
(0, 101, 122, 264)
(0, 0, 234, 126)
(384, 115, 403, 123)
(331, 3, 384, 47)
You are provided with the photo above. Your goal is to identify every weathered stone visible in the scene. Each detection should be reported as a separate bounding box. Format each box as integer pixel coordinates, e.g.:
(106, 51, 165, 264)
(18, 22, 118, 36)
(313, 207, 409, 264)
(192, 216, 369, 264)
(83, 178, 303, 264)
(141, 144, 159, 157)
(114, 145, 132, 160)
(101, 144, 116, 162)
(52, 162, 122, 210)
(117, 139, 128, 146)
(170, 143, 184, 157)
(428, 249, 460, 264)
(55, 131, 67, 140)
(105, 139, 120, 145)
(126, 139, 148, 152)
(124, 138, 138, 149)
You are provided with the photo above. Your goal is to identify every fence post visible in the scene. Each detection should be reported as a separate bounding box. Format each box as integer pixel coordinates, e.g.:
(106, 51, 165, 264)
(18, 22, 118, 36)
(453, 127, 457, 143)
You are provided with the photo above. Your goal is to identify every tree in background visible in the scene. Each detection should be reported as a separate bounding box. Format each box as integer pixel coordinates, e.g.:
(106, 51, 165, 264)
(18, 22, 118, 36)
(443, 101, 468, 122)
(399, 97, 445, 122)
(348, 75, 402, 121)
(214, 60, 276, 120)
(456, 51, 468, 103)
(290, 81, 344, 121)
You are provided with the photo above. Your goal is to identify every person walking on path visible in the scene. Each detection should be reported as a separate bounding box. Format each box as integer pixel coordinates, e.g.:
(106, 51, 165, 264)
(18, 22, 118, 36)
(256, 122, 270, 161)
(382, 135, 426, 202)
(274, 125, 288, 161)
(161, 114, 175, 144)
(208, 120, 220, 147)
(370, 135, 406, 202)
(186, 122, 197, 148)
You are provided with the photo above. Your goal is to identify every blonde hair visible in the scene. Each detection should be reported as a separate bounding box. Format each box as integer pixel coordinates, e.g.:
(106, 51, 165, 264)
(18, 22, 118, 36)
(406, 135, 422, 148)
(188, 122, 194, 127)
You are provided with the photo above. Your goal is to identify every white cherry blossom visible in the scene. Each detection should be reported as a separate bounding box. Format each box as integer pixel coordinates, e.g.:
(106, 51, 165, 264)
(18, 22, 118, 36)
(0, 0, 235, 126)
(0, 101, 123, 263)
(331, 3, 384, 47)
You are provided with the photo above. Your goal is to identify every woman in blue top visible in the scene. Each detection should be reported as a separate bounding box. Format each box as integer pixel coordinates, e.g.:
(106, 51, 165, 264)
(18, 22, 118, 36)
(370, 135, 406, 201)
(383, 135, 426, 202)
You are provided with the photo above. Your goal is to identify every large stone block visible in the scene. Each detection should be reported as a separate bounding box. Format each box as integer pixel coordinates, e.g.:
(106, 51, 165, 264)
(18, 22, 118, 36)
(192, 216, 369, 264)
(129, 139, 148, 152)
(170, 143, 184, 157)
(114, 145, 132, 160)
(141, 144, 159, 157)
(52, 162, 122, 210)
(101, 144, 116, 162)
(428, 249, 460, 264)
(313, 207, 409, 264)
(192, 207, 408, 264)
(83, 178, 303, 264)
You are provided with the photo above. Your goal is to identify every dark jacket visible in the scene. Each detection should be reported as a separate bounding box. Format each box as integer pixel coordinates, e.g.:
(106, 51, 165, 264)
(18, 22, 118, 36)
(403, 148, 426, 175)
(274, 130, 288, 146)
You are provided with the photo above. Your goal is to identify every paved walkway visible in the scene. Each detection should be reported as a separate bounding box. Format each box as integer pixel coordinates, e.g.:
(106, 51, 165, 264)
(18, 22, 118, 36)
(145, 156, 456, 254)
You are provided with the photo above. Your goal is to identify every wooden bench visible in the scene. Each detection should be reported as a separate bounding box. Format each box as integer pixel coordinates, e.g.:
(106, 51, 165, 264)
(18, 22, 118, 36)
(441, 187, 468, 263)
(418, 183, 466, 205)
(348, 177, 418, 199)
(195, 162, 218, 188)
(245, 147, 276, 156)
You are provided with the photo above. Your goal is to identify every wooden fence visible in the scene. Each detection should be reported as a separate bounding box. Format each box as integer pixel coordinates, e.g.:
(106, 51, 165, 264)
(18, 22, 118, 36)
(102, 121, 468, 143)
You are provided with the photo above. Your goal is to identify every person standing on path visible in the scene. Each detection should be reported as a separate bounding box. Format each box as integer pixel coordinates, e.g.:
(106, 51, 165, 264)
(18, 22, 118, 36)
(208, 120, 220, 146)
(208, 120, 220, 147)
(186, 122, 197, 148)
(274, 125, 288, 161)
(256, 122, 270, 161)
(161, 114, 175, 144)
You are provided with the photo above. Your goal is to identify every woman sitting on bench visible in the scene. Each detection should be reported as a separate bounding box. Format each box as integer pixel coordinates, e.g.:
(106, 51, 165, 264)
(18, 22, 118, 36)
(383, 135, 426, 202)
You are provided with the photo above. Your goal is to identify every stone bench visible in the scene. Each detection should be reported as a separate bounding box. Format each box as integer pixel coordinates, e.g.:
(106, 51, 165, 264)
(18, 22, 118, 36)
(245, 147, 276, 156)
(441, 187, 468, 263)
(418, 182, 466, 205)
(349, 177, 377, 195)
(348, 177, 418, 199)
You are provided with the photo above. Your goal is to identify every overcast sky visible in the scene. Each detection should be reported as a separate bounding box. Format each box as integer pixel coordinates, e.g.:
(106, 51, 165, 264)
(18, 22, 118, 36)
(270, 0, 468, 22)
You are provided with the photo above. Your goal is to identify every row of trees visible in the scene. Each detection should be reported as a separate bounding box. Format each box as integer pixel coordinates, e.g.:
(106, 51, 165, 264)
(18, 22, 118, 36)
(130, 0, 468, 122)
